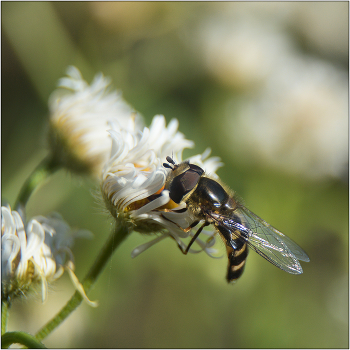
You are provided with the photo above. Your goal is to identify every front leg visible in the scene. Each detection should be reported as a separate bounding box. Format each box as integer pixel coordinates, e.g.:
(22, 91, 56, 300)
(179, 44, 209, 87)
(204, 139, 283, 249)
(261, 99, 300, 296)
(177, 221, 210, 255)
(160, 213, 209, 254)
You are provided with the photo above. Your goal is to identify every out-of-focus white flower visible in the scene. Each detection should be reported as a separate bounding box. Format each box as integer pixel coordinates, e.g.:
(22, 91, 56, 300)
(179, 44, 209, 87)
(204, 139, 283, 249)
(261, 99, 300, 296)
(288, 2, 348, 61)
(189, 4, 347, 180)
(224, 56, 348, 180)
(194, 11, 295, 89)
(48, 66, 143, 177)
(101, 114, 223, 258)
(1, 206, 96, 306)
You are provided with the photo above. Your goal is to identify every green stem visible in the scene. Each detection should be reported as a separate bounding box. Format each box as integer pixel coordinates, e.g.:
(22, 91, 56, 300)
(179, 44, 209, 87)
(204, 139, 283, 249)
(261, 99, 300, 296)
(15, 155, 60, 208)
(35, 222, 131, 342)
(2, 331, 46, 349)
(1, 299, 10, 335)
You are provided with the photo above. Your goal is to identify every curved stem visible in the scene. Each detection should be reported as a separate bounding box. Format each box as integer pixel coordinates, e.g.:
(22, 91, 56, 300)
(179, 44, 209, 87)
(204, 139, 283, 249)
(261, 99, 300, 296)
(2, 331, 46, 349)
(15, 155, 60, 208)
(35, 222, 131, 342)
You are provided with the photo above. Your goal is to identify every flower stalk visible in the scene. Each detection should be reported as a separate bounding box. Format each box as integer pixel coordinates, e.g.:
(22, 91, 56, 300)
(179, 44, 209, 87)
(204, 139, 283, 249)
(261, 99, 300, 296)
(4, 66, 223, 347)
(15, 155, 60, 208)
(2, 331, 46, 349)
(35, 220, 131, 342)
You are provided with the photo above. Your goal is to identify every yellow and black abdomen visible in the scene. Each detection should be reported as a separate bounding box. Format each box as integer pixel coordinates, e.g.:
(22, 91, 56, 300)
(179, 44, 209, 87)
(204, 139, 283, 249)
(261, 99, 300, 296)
(189, 176, 249, 282)
(217, 225, 249, 283)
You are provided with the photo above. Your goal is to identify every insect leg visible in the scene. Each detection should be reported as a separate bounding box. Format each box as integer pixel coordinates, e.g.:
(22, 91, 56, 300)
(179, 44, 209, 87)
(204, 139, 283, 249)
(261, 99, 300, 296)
(182, 221, 210, 254)
(166, 220, 209, 254)
(160, 212, 199, 232)
(160, 213, 210, 254)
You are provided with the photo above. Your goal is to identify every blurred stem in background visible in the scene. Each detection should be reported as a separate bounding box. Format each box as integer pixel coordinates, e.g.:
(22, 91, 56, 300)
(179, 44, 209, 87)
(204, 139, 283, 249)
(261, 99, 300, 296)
(2, 1, 92, 103)
(14, 155, 60, 209)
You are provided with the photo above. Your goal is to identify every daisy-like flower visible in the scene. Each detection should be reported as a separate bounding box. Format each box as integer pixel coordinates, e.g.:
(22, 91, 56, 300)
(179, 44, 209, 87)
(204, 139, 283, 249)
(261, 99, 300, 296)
(101, 114, 223, 259)
(1, 205, 96, 306)
(48, 66, 143, 178)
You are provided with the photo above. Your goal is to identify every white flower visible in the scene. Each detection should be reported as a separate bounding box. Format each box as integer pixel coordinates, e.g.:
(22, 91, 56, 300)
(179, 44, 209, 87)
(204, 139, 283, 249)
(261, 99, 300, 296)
(191, 7, 347, 180)
(101, 114, 223, 258)
(1, 206, 95, 306)
(225, 56, 348, 179)
(48, 66, 143, 177)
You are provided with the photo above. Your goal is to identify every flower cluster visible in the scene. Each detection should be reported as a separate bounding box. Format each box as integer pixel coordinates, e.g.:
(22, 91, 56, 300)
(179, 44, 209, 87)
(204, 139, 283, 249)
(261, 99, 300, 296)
(48, 67, 224, 259)
(1, 205, 95, 306)
(4, 67, 224, 305)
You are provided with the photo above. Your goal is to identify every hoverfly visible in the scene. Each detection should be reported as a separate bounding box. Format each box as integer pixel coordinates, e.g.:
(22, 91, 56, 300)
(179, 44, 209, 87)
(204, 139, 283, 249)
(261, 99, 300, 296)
(162, 156, 309, 282)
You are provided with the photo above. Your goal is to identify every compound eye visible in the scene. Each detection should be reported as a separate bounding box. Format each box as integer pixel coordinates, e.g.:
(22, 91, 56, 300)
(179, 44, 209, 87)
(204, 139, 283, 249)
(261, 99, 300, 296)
(169, 166, 203, 203)
(188, 164, 204, 175)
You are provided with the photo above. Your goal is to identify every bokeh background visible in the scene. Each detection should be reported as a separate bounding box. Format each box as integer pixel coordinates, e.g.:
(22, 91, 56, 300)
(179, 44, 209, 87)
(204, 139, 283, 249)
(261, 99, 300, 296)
(2, 2, 348, 348)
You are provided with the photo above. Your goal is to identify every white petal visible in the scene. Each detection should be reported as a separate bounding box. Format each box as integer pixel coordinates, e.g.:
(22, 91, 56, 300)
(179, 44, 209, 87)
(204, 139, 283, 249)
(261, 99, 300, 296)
(131, 190, 170, 217)
(131, 234, 169, 258)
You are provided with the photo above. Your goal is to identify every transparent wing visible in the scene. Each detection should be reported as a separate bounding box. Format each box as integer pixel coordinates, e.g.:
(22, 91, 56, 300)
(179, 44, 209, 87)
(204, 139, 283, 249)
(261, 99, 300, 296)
(208, 205, 310, 274)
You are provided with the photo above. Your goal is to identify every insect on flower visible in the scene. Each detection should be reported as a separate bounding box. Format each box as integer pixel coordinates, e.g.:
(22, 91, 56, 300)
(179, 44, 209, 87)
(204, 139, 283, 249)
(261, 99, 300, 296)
(162, 156, 310, 282)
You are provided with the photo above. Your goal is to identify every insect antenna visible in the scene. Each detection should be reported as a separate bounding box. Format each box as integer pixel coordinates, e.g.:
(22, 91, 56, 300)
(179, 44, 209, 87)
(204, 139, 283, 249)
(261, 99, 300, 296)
(163, 156, 177, 169)
(163, 162, 173, 169)
(166, 156, 176, 165)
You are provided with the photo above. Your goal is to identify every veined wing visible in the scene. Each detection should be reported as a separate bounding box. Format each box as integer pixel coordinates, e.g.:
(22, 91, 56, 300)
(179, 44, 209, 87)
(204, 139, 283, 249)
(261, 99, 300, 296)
(208, 206, 310, 274)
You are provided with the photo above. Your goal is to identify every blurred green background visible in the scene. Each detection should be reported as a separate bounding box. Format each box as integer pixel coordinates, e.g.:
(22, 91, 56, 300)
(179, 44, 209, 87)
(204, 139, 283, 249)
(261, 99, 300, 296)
(2, 2, 348, 348)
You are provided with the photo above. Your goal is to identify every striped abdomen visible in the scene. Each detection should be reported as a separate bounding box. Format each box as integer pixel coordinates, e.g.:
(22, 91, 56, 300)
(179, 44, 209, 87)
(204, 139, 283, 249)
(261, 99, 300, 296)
(217, 226, 249, 282)
(226, 239, 248, 282)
